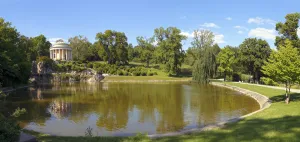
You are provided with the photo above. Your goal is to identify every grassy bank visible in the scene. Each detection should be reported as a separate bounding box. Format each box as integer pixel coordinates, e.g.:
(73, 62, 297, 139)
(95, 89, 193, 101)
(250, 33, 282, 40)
(24, 82, 300, 142)
(103, 76, 192, 81)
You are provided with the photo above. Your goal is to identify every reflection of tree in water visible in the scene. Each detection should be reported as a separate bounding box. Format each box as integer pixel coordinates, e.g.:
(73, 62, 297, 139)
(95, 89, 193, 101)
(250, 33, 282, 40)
(49, 83, 187, 133)
(48, 99, 72, 119)
(189, 84, 258, 126)
(5, 82, 258, 135)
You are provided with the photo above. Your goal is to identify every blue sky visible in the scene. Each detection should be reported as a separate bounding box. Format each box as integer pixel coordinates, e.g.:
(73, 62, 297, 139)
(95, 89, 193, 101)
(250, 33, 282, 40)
(1, 0, 299, 49)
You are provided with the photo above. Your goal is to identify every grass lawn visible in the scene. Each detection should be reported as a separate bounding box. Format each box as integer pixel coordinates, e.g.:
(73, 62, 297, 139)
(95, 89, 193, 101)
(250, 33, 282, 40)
(24, 82, 300, 142)
(103, 76, 192, 81)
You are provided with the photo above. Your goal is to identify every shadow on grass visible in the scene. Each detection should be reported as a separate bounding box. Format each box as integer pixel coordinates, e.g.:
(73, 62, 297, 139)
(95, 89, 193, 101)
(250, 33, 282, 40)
(155, 115, 300, 142)
(269, 93, 300, 103)
(24, 116, 300, 142)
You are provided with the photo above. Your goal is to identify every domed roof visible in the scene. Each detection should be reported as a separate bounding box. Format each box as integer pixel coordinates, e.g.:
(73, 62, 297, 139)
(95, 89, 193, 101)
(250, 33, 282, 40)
(50, 40, 72, 50)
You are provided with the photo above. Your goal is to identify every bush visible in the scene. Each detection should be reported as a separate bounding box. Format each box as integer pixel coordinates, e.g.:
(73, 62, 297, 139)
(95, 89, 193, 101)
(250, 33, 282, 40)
(109, 69, 117, 75)
(123, 71, 129, 76)
(153, 72, 158, 75)
(147, 72, 154, 76)
(0, 116, 21, 142)
(260, 77, 278, 86)
(87, 63, 93, 68)
(241, 74, 252, 82)
(141, 70, 147, 76)
(132, 71, 141, 76)
(117, 71, 124, 76)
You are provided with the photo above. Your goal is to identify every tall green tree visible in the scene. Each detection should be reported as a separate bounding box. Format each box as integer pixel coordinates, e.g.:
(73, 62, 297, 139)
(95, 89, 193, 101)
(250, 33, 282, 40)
(239, 38, 271, 83)
(136, 36, 155, 67)
(0, 18, 31, 87)
(275, 13, 300, 48)
(31, 35, 51, 60)
(191, 30, 220, 83)
(68, 36, 92, 62)
(96, 30, 129, 64)
(217, 46, 236, 81)
(153, 27, 186, 75)
(127, 44, 135, 62)
(262, 40, 300, 103)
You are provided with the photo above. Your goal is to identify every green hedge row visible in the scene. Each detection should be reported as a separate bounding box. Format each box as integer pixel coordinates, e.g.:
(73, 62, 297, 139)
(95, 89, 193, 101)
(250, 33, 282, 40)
(90, 62, 157, 76)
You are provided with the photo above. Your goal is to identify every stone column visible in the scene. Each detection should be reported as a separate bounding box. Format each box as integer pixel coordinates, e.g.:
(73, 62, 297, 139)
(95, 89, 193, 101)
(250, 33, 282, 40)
(62, 49, 66, 60)
(66, 50, 68, 60)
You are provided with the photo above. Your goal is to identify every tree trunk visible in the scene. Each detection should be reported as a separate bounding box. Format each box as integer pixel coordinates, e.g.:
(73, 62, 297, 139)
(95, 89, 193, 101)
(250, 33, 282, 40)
(285, 82, 290, 104)
(255, 71, 259, 84)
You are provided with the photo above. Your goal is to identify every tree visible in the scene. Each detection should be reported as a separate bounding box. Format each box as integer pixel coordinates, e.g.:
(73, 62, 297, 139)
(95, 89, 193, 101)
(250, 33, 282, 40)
(217, 46, 236, 81)
(0, 18, 31, 87)
(153, 27, 186, 75)
(127, 44, 134, 62)
(86, 43, 101, 61)
(31, 35, 51, 60)
(96, 30, 129, 65)
(136, 36, 155, 67)
(262, 40, 300, 103)
(68, 36, 92, 62)
(239, 38, 271, 83)
(191, 30, 220, 83)
(275, 13, 300, 48)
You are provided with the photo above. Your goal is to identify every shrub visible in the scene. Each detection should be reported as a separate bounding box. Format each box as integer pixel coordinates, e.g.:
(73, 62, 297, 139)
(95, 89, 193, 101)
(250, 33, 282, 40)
(241, 74, 252, 82)
(123, 71, 129, 76)
(147, 72, 154, 76)
(87, 63, 93, 68)
(117, 71, 124, 76)
(109, 69, 117, 75)
(132, 71, 141, 76)
(153, 72, 158, 75)
(141, 70, 147, 76)
(0, 116, 21, 142)
(260, 77, 278, 86)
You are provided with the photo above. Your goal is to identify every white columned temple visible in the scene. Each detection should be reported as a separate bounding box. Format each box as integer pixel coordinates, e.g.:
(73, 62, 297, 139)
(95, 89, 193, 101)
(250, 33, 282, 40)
(50, 40, 72, 61)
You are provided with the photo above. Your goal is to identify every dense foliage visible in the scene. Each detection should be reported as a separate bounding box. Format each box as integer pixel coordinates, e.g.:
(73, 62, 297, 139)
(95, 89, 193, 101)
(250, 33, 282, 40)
(153, 27, 186, 75)
(0, 18, 32, 87)
(190, 30, 220, 83)
(262, 40, 300, 102)
(68, 36, 92, 62)
(96, 30, 129, 65)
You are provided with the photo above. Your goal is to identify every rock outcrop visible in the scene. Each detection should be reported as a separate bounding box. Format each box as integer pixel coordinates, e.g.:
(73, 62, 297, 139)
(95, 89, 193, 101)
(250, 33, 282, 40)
(37, 62, 53, 74)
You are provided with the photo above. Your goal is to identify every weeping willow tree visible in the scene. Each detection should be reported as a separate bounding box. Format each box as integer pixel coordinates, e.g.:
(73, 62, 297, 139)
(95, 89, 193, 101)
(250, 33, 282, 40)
(190, 30, 220, 83)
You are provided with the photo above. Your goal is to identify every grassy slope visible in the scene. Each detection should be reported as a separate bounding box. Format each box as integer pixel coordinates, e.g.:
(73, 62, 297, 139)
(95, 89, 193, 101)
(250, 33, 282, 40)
(25, 83, 300, 142)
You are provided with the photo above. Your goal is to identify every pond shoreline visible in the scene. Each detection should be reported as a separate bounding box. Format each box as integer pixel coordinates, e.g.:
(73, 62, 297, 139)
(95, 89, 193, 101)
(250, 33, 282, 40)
(15, 81, 270, 139)
(148, 82, 271, 138)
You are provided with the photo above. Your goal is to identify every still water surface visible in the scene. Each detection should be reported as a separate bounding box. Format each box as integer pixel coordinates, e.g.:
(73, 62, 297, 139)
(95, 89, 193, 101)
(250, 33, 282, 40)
(3, 82, 259, 136)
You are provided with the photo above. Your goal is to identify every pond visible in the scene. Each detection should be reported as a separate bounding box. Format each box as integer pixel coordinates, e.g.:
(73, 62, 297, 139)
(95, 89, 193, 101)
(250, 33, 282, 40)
(2, 82, 259, 136)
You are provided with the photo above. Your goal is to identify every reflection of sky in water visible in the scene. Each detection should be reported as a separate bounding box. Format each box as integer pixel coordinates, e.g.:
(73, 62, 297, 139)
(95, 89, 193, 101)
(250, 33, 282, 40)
(5, 82, 259, 136)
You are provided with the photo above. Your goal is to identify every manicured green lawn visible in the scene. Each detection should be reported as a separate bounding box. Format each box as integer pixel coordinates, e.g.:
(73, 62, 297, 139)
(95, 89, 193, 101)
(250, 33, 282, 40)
(24, 82, 300, 142)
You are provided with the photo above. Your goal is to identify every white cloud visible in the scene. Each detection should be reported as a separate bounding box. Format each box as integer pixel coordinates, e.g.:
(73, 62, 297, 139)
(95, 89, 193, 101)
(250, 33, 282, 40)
(200, 23, 220, 28)
(48, 38, 67, 44)
(248, 17, 276, 25)
(180, 31, 194, 38)
(225, 17, 232, 20)
(248, 28, 276, 40)
(298, 28, 300, 37)
(234, 26, 249, 31)
(237, 31, 244, 34)
(214, 34, 225, 44)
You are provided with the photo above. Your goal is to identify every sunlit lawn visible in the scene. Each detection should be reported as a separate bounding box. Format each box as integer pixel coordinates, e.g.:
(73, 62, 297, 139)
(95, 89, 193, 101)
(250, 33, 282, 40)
(25, 82, 300, 142)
